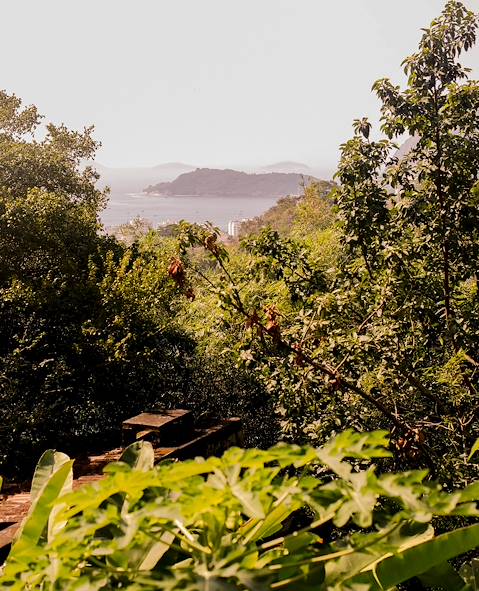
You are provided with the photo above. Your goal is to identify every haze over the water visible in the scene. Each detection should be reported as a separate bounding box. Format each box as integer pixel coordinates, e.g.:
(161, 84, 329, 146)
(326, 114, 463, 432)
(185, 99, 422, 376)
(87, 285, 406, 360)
(2, 0, 478, 174)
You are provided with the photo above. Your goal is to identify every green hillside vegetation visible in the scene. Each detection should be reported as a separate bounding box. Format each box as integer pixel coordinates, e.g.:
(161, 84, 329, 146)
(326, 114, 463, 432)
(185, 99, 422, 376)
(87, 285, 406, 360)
(0, 94, 273, 478)
(239, 180, 336, 237)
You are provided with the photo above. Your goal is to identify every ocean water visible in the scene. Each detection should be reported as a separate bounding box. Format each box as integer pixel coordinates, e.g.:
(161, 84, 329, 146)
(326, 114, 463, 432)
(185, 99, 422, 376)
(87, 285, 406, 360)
(100, 192, 279, 232)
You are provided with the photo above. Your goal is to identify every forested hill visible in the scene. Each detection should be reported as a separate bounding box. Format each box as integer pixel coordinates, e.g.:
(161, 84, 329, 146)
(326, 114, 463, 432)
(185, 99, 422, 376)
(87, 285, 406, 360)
(144, 168, 317, 197)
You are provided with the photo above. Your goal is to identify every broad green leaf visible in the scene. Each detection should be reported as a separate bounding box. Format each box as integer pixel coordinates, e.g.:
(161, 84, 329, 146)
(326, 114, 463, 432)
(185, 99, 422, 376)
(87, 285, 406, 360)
(30, 449, 71, 506)
(5, 461, 74, 563)
(419, 561, 468, 590)
(47, 462, 74, 542)
(118, 441, 154, 471)
(351, 523, 479, 589)
(468, 438, 479, 462)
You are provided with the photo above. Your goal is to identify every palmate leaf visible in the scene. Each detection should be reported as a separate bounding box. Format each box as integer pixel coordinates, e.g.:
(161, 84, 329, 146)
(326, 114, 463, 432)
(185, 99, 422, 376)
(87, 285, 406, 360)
(238, 491, 303, 542)
(231, 484, 265, 519)
(316, 430, 391, 481)
(3, 432, 479, 589)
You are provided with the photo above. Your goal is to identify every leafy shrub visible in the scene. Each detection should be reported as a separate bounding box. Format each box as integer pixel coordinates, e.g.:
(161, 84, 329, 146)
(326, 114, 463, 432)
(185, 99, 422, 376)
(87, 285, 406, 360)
(3, 431, 479, 589)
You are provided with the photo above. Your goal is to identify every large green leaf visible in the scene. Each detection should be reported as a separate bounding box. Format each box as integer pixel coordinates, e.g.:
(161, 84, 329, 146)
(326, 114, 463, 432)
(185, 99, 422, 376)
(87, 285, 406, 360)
(28, 450, 74, 545)
(30, 449, 71, 506)
(118, 441, 155, 471)
(350, 523, 479, 589)
(5, 460, 74, 563)
(418, 561, 468, 590)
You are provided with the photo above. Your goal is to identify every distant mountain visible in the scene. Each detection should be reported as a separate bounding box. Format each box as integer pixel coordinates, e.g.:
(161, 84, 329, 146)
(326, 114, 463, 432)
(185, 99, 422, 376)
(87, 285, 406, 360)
(144, 168, 317, 197)
(254, 161, 315, 175)
(89, 162, 196, 192)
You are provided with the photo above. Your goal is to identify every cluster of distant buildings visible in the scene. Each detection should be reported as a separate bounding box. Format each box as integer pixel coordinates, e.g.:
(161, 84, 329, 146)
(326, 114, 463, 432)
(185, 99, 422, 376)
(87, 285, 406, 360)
(107, 216, 250, 242)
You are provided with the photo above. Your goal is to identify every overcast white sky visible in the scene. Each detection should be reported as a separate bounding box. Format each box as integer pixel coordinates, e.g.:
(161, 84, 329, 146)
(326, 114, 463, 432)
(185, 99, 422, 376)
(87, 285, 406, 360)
(2, 1, 478, 171)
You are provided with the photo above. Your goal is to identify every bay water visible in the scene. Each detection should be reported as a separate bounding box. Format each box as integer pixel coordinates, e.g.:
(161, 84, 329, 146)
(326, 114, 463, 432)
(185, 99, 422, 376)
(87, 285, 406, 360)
(101, 192, 279, 232)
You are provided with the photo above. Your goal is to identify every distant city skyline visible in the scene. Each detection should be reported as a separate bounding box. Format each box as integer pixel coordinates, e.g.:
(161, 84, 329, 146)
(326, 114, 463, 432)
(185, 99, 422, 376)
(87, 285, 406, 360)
(2, 1, 478, 171)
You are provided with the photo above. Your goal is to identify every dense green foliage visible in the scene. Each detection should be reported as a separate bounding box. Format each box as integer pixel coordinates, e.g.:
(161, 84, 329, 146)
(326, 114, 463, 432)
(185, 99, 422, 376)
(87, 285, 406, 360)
(4, 431, 479, 590)
(0, 187, 187, 474)
(0, 93, 272, 477)
(173, 1, 479, 488)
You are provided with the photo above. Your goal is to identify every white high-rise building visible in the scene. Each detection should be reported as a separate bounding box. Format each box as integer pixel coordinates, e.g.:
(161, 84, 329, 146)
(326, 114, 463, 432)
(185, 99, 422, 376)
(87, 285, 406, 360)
(227, 219, 246, 237)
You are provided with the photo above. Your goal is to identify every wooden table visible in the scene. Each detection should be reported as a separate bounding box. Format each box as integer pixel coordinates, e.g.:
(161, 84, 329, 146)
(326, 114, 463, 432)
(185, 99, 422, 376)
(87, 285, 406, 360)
(122, 409, 193, 444)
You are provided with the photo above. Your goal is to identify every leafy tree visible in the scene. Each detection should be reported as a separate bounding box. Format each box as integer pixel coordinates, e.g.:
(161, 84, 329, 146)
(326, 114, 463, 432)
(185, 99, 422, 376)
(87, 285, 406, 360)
(0, 189, 192, 475)
(332, 0, 479, 481)
(0, 91, 274, 475)
(0, 94, 206, 476)
(174, 1, 479, 487)
(0, 90, 104, 212)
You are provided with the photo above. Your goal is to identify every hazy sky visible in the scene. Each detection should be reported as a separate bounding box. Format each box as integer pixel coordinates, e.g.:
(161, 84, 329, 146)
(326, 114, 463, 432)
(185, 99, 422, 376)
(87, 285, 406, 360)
(2, 1, 478, 171)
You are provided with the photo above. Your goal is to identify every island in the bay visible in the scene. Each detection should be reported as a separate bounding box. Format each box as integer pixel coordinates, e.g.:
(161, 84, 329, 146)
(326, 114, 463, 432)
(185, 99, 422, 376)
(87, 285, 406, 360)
(144, 168, 317, 197)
